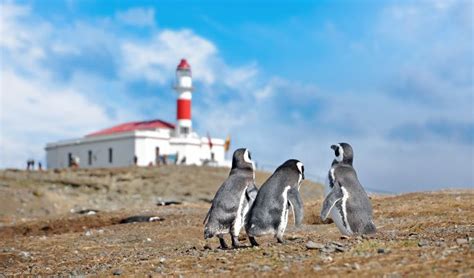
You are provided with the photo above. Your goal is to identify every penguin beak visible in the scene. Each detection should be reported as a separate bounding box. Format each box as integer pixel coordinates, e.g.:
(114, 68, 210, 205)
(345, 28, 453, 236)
(330, 145, 337, 151)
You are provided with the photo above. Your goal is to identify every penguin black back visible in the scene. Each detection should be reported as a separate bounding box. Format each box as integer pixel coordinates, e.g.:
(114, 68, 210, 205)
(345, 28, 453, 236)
(246, 159, 305, 245)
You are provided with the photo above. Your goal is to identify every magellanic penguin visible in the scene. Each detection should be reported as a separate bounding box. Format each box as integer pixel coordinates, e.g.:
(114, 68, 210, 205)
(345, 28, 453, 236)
(245, 159, 305, 246)
(321, 143, 376, 235)
(203, 148, 259, 249)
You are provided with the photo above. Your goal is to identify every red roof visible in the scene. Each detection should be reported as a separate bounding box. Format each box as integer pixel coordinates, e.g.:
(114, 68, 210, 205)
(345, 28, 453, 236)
(87, 119, 175, 137)
(177, 58, 190, 70)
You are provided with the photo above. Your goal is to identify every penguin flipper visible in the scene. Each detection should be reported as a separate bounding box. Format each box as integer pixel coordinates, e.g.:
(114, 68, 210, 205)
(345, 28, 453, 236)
(246, 183, 258, 205)
(320, 186, 343, 221)
(288, 187, 304, 227)
(203, 209, 211, 225)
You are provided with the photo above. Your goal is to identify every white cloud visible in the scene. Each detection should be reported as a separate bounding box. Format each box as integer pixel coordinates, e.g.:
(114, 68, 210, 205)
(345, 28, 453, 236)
(115, 7, 155, 27)
(0, 2, 260, 169)
(0, 70, 114, 167)
(120, 29, 218, 84)
(0, 1, 472, 192)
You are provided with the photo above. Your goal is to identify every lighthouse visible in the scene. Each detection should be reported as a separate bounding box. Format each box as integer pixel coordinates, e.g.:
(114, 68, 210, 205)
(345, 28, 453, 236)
(175, 59, 193, 137)
(46, 58, 230, 169)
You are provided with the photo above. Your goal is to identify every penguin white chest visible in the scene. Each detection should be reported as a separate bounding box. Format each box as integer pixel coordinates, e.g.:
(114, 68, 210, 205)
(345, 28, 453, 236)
(277, 186, 291, 236)
(233, 186, 249, 235)
(330, 186, 353, 235)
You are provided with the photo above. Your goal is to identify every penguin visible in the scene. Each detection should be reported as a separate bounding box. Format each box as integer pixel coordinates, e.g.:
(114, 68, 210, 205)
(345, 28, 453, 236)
(203, 148, 259, 249)
(246, 159, 305, 246)
(320, 143, 376, 235)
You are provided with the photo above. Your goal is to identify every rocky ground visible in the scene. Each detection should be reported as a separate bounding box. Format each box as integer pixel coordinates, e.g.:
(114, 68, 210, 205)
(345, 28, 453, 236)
(0, 167, 472, 277)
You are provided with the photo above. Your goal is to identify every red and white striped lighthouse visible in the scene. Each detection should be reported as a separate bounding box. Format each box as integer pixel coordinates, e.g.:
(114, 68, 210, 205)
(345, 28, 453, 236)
(175, 59, 193, 136)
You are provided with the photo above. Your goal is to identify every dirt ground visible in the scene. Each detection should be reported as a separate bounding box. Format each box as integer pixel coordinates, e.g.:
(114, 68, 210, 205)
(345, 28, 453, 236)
(0, 167, 472, 277)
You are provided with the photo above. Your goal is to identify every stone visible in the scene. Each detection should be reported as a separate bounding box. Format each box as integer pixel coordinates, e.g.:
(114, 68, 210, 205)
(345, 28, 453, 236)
(321, 255, 333, 263)
(330, 241, 345, 247)
(418, 240, 428, 247)
(306, 241, 324, 250)
(456, 238, 468, 245)
(321, 245, 336, 253)
(261, 265, 272, 272)
(112, 269, 122, 276)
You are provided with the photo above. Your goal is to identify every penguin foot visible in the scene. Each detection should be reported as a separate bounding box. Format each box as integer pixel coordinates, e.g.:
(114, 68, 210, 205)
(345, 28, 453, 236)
(277, 237, 286, 244)
(249, 236, 260, 247)
(218, 237, 229, 249)
(231, 236, 243, 248)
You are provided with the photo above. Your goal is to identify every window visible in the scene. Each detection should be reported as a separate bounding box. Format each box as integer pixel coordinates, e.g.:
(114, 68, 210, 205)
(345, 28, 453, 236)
(88, 150, 92, 165)
(180, 126, 189, 135)
(108, 148, 113, 163)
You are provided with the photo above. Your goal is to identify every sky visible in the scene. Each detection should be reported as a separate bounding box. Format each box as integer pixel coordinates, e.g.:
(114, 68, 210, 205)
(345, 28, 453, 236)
(0, 0, 473, 193)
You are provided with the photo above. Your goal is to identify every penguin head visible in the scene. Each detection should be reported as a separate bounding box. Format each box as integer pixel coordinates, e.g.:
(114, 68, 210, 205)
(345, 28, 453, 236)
(330, 143, 353, 165)
(276, 159, 305, 186)
(231, 148, 254, 171)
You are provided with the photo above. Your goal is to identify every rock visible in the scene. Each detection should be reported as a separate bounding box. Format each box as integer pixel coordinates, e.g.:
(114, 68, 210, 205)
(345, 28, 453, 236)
(306, 241, 324, 250)
(418, 240, 428, 247)
(85, 230, 92, 236)
(377, 248, 385, 254)
(313, 264, 322, 271)
(112, 269, 122, 276)
(159, 257, 166, 263)
(203, 244, 212, 250)
(19, 251, 31, 260)
(456, 238, 468, 245)
(340, 235, 350, 240)
(247, 263, 259, 269)
(352, 263, 361, 270)
(330, 241, 345, 247)
(261, 265, 272, 272)
(335, 246, 347, 253)
(321, 245, 336, 253)
(321, 255, 333, 263)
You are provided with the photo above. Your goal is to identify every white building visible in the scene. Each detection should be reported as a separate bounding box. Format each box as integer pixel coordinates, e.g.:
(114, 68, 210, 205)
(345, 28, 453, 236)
(45, 59, 230, 169)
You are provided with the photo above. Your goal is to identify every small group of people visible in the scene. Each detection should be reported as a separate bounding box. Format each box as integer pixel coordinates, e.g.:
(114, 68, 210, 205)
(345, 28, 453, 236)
(26, 159, 42, 171)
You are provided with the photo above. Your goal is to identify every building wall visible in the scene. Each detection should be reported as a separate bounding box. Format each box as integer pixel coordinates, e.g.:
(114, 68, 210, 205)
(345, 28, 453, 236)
(199, 138, 226, 165)
(46, 136, 136, 169)
(170, 137, 203, 165)
(45, 130, 230, 169)
(134, 131, 172, 166)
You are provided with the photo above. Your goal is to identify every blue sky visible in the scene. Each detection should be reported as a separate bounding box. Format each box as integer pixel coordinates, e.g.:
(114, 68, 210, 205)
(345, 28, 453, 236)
(1, 0, 473, 192)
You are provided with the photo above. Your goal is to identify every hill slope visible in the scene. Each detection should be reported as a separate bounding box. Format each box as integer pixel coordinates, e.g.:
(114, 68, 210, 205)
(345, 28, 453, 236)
(0, 167, 472, 276)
